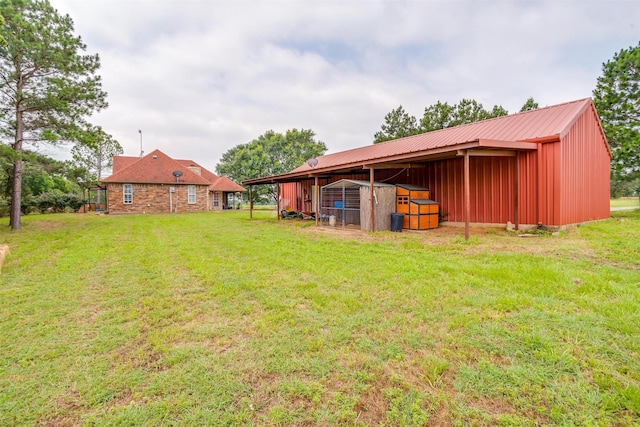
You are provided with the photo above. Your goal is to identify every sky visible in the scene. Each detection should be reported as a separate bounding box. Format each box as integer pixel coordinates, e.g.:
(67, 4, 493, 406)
(46, 0, 640, 174)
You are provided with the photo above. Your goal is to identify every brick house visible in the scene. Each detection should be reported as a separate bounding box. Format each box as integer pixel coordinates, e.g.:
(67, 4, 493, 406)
(102, 149, 245, 214)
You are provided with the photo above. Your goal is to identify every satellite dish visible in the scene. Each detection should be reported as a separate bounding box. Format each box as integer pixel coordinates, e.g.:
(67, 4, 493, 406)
(306, 158, 318, 169)
(172, 170, 183, 182)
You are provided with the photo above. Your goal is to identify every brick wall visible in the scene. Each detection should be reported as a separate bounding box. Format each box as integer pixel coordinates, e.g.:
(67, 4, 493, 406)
(106, 183, 209, 213)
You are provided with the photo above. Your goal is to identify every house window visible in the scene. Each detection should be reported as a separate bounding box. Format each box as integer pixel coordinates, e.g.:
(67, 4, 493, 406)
(123, 184, 133, 204)
(213, 192, 219, 207)
(188, 185, 196, 204)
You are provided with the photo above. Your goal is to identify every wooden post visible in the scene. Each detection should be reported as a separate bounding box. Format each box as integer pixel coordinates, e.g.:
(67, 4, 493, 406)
(369, 168, 375, 232)
(276, 183, 280, 220)
(514, 152, 519, 231)
(249, 185, 253, 219)
(314, 175, 319, 226)
(536, 147, 542, 225)
(464, 150, 470, 241)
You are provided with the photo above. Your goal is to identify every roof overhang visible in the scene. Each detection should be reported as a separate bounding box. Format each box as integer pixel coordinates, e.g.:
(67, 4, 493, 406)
(242, 138, 538, 185)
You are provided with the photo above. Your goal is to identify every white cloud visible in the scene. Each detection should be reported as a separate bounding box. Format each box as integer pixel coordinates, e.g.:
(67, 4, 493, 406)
(48, 0, 640, 173)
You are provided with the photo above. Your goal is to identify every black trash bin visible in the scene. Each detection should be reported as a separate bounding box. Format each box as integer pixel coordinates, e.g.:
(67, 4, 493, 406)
(390, 213, 404, 232)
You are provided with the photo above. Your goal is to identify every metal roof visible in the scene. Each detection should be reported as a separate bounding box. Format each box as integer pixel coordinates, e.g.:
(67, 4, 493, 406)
(244, 98, 606, 185)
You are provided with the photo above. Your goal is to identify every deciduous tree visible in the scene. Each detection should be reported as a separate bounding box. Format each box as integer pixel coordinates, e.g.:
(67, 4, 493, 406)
(0, 0, 107, 229)
(71, 125, 122, 206)
(593, 42, 640, 194)
(216, 129, 327, 203)
(71, 126, 122, 181)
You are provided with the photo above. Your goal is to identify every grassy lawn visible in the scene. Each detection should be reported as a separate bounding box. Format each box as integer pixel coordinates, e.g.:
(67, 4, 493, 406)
(611, 197, 640, 208)
(0, 210, 639, 426)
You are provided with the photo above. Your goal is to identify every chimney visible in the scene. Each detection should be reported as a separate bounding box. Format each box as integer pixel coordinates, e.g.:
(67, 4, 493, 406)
(187, 166, 201, 176)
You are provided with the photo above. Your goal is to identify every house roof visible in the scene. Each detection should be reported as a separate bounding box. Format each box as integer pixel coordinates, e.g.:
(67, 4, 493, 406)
(209, 176, 246, 192)
(102, 149, 212, 185)
(112, 156, 139, 173)
(103, 150, 247, 191)
(176, 159, 217, 182)
(244, 98, 609, 185)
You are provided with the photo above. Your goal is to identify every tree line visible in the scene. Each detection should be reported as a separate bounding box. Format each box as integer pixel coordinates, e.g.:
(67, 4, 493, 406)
(373, 97, 539, 144)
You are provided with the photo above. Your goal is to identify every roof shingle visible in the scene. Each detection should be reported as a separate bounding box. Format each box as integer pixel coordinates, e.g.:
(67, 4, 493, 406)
(103, 149, 212, 185)
(104, 150, 246, 192)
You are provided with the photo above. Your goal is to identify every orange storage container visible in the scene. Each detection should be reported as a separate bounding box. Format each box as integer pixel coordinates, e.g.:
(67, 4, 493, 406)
(396, 185, 439, 230)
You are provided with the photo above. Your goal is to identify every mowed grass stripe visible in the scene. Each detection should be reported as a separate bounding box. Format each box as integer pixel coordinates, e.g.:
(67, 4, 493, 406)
(0, 210, 638, 426)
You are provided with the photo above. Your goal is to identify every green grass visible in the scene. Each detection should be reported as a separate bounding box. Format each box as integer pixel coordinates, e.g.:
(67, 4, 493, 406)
(1, 210, 639, 426)
(611, 197, 640, 208)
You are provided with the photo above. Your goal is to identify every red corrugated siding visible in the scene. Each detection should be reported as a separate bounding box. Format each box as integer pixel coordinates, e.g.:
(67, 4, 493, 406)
(557, 107, 610, 224)
(537, 141, 561, 225)
(518, 151, 538, 225)
(427, 157, 524, 224)
(280, 182, 299, 210)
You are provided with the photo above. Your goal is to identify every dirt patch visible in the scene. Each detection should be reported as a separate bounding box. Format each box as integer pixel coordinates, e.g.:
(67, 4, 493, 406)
(41, 389, 85, 427)
(298, 223, 602, 261)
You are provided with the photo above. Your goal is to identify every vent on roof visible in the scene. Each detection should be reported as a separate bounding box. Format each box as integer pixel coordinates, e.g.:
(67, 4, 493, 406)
(152, 155, 158, 159)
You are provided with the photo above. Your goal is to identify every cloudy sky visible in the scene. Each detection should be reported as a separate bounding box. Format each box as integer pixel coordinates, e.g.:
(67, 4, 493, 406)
(47, 0, 639, 173)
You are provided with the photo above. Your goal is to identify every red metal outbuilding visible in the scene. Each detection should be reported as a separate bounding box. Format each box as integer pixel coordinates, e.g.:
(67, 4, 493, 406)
(244, 98, 611, 234)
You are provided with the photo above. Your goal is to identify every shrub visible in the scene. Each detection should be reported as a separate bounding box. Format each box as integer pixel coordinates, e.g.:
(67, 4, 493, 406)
(35, 192, 87, 213)
(0, 198, 9, 217)
(21, 195, 37, 215)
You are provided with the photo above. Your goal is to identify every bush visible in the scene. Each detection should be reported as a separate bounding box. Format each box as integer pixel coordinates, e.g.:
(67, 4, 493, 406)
(0, 198, 9, 217)
(64, 194, 86, 212)
(21, 195, 37, 215)
(35, 192, 87, 213)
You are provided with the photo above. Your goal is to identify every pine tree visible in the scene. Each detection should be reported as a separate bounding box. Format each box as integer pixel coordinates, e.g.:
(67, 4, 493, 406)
(0, 0, 107, 229)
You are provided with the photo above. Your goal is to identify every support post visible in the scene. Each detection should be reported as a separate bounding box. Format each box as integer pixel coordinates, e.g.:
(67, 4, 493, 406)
(276, 183, 281, 220)
(536, 147, 542, 225)
(514, 152, 519, 231)
(249, 185, 253, 219)
(464, 150, 470, 241)
(314, 176, 319, 226)
(369, 168, 375, 232)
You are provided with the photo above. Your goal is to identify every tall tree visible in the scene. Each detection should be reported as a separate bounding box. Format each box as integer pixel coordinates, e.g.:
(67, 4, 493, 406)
(216, 128, 327, 203)
(593, 42, 640, 193)
(419, 98, 508, 133)
(519, 97, 539, 112)
(71, 125, 121, 181)
(373, 105, 419, 144)
(0, 0, 107, 229)
(419, 101, 456, 132)
(71, 125, 122, 206)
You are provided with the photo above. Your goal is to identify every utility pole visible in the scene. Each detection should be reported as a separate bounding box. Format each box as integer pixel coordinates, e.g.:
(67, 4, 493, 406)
(139, 129, 144, 157)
